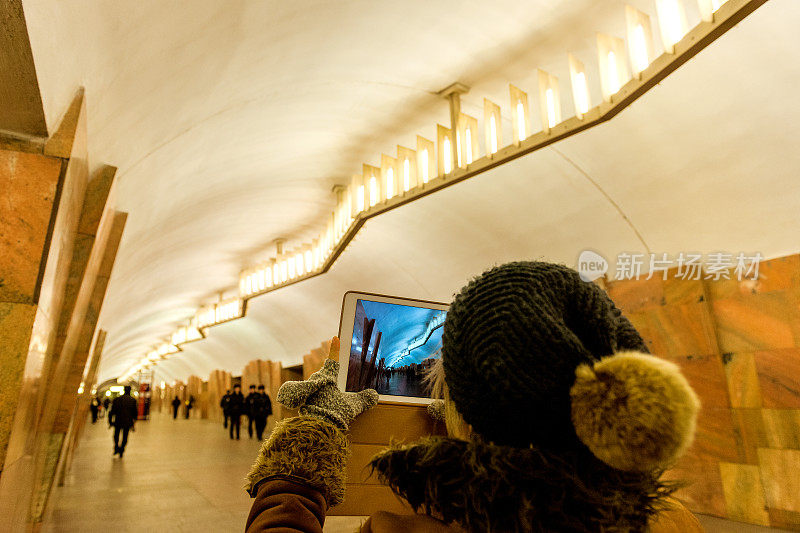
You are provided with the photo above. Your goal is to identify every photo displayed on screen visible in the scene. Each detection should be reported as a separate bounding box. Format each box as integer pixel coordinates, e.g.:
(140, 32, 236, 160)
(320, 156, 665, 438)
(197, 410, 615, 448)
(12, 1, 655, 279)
(345, 299, 446, 398)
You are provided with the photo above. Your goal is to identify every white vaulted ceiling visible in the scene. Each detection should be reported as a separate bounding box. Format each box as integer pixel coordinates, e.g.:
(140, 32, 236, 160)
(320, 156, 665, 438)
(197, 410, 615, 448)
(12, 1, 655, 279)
(20, 0, 800, 382)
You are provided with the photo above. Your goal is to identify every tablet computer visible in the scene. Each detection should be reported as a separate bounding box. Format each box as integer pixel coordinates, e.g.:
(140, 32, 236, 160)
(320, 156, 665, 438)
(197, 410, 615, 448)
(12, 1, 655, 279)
(338, 291, 449, 404)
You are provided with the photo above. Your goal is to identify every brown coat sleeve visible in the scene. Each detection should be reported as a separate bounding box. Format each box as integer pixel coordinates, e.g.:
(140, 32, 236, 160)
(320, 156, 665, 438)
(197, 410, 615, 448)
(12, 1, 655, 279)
(245, 476, 328, 533)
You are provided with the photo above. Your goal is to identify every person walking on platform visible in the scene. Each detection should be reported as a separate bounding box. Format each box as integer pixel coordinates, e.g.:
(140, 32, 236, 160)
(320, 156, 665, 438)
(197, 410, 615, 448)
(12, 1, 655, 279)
(102, 396, 110, 415)
(185, 395, 195, 419)
(220, 390, 231, 428)
(245, 385, 258, 438)
(171, 396, 181, 419)
(108, 385, 138, 458)
(90, 397, 100, 424)
(228, 384, 245, 440)
(252, 385, 272, 441)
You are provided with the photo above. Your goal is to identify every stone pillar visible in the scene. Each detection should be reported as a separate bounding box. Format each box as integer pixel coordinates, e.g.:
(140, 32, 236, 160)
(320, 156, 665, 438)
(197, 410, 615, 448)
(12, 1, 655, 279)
(207, 370, 232, 423)
(0, 89, 95, 531)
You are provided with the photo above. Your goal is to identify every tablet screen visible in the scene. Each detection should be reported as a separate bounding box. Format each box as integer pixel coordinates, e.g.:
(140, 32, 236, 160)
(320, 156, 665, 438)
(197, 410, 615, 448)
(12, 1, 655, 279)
(344, 298, 446, 398)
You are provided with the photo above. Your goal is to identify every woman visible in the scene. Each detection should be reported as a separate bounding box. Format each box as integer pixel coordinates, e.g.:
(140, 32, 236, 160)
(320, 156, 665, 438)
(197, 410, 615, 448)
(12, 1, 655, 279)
(245, 262, 703, 532)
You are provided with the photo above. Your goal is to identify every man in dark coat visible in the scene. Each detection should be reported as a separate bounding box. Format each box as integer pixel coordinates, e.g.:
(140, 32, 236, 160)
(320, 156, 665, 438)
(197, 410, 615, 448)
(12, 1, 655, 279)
(252, 385, 272, 441)
(171, 396, 181, 419)
(244, 385, 258, 438)
(109, 386, 138, 457)
(227, 384, 245, 440)
(220, 390, 231, 428)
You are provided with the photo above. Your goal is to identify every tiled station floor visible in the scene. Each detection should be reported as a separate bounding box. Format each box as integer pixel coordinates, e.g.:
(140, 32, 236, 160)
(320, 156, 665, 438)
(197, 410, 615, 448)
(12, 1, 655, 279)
(43, 411, 789, 533)
(43, 412, 365, 532)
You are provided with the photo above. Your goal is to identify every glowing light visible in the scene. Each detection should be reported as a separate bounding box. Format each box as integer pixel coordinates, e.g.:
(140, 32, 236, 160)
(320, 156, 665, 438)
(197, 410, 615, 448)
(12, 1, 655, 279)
(421, 149, 429, 183)
(105, 390, 111, 397)
(304, 250, 313, 271)
(489, 115, 498, 154)
(369, 176, 378, 206)
(607, 51, 620, 94)
(403, 158, 410, 191)
(280, 260, 288, 282)
(656, 0, 686, 50)
(711, 0, 727, 9)
(545, 89, 557, 128)
(632, 24, 649, 73)
(357, 185, 365, 211)
(455, 131, 462, 167)
(516, 101, 526, 140)
(273, 264, 281, 285)
(574, 72, 589, 115)
(443, 137, 452, 174)
(465, 127, 473, 164)
(386, 168, 394, 200)
(287, 255, 296, 278)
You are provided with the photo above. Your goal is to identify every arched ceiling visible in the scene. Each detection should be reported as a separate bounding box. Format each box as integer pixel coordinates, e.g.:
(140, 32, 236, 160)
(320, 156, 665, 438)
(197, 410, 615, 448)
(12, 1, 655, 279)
(20, 0, 799, 383)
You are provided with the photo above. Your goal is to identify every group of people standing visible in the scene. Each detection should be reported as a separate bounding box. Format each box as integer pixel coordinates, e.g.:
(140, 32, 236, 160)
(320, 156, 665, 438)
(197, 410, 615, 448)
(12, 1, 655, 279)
(220, 384, 272, 440)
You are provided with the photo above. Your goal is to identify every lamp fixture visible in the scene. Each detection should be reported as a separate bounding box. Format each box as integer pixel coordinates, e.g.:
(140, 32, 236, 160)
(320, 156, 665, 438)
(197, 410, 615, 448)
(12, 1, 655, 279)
(510, 84, 530, 144)
(484, 98, 502, 156)
(626, 6, 656, 77)
(656, 0, 688, 53)
(537, 70, 561, 132)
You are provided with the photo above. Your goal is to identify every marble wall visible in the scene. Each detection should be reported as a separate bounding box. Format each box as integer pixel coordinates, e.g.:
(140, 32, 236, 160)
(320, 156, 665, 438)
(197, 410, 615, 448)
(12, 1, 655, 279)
(207, 370, 231, 423)
(605, 255, 800, 530)
(0, 147, 64, 532)
(0, 92, 89, 531)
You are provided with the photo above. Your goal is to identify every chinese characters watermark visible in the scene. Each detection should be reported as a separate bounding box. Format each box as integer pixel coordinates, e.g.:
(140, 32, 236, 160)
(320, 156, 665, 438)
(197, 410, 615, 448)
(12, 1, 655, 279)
(577, 250, 763, 283)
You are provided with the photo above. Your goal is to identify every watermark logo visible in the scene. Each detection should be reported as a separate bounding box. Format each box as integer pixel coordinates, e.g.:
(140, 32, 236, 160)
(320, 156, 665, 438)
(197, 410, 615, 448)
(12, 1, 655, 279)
(577, 250, 609, 282)
(576, 251, 763, 282)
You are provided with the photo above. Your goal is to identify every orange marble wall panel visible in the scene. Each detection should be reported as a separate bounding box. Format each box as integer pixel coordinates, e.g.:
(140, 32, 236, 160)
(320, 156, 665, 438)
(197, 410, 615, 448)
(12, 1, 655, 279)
(0, 302, 38, 467)
(725, 352, 762, 408)
(761, 410, 800, 449)
(718, 462, 770, 526)
(754, 348, 800, 408)
(606, 276, 664, 313)
(629, 303, 718, 358)
(691, 407, 741, 463)
(707, 255, 800, 300)
(662, 276, 705, 306)
(731, 408, 767, 465)
(51, 210, 125, 435)
(665, 452, 727, 517)
(758, 448, 800, 513)
(712, 293, 800, 353)
(207, 369, 232, 422)
(665, 354, 729, 408)
(769, 509, 800, 530)
(0, 149, 63, 304)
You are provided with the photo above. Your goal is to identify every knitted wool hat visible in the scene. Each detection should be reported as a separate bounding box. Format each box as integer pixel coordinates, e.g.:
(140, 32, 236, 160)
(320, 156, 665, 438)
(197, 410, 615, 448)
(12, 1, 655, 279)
(442, 261, 699, 472)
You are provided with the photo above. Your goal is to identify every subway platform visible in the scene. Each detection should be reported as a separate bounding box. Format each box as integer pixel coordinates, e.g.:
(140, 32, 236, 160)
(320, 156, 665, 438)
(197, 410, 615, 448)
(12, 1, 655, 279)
(42, 413, 365, 532)
(41, 411, 789, 532)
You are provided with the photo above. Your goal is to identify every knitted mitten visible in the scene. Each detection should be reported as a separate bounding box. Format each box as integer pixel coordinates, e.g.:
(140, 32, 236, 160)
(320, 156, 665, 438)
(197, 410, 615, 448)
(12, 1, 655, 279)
(427, 400, 446, 422)
(278, 359, 379, 431)
(245, 338, 378, 504)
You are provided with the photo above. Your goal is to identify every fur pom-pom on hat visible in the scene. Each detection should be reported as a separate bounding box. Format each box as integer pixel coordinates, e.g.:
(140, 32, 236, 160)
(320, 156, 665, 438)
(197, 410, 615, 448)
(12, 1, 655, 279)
(570, 351, 700, 472)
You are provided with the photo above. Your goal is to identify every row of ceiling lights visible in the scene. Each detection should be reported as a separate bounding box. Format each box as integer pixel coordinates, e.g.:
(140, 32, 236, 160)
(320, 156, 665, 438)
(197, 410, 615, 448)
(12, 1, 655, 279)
(119, 0, 733, 382)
